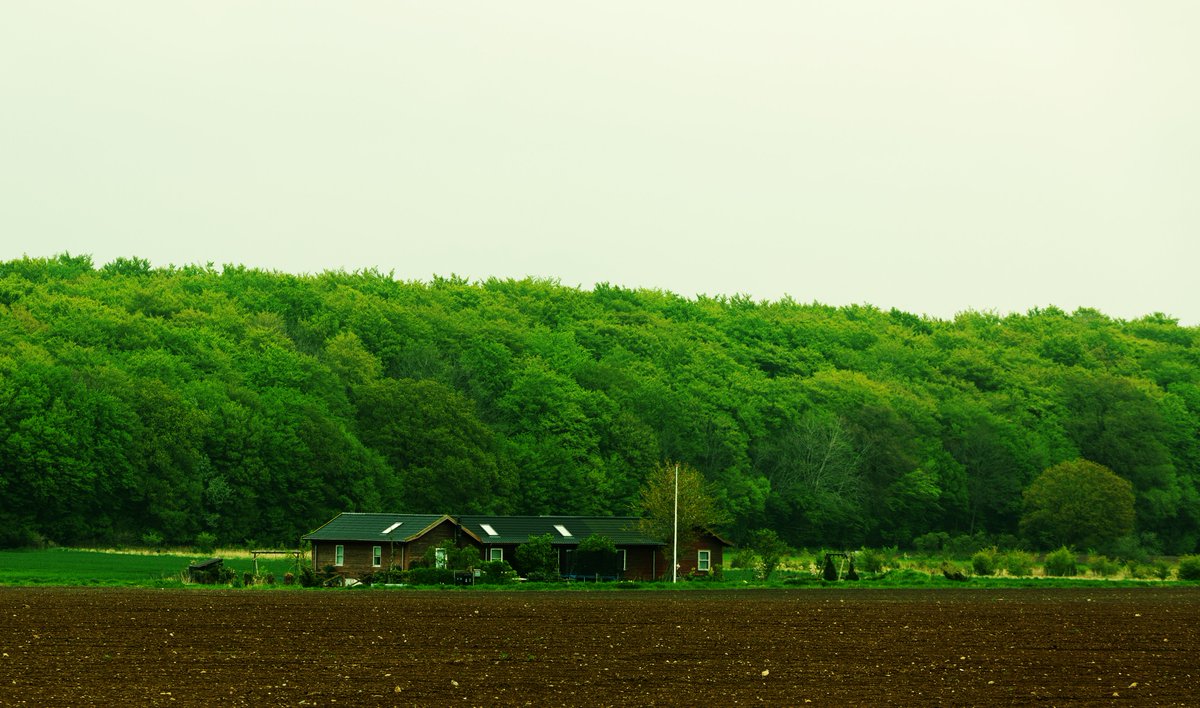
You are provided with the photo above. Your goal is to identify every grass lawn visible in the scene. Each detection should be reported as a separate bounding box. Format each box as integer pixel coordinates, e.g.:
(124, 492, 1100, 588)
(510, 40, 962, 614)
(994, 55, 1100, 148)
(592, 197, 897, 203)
(0, 548, 301, 587)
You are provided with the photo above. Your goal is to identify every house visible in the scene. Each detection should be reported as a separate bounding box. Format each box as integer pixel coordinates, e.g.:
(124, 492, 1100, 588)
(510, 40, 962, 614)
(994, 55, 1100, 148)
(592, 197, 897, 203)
(457, 515, 664, 580)
(302, 512, 731, 581)
(301, 513, 481, 577)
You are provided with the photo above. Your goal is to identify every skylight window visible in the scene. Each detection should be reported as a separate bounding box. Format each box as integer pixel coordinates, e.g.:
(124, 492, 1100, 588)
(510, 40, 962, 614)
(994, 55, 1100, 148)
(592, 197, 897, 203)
(480, 523, 499, 537)
(382, 522, 403, 534)
(554, 524, 573, 537)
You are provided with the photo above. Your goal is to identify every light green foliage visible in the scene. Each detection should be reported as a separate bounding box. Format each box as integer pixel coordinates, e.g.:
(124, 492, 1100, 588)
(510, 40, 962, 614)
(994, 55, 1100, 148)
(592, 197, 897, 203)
(744, 529, 790, 580)
(1087, 555, 1121, 578)
(423, 541, 478, 571)
(971, 548, 997, 576)
(637, 461, 730, 550)
(1, 256, 1199, 553)
(1020, 460, 1136, 551)
(1043, 547, 1078, 577)
(1002, 551, 1035, 577)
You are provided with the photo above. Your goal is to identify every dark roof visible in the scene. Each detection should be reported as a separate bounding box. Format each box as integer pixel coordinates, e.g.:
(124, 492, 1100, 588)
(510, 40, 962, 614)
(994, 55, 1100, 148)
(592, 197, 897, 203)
(302, 513, 469, 543)
(457, 515, 664, 546)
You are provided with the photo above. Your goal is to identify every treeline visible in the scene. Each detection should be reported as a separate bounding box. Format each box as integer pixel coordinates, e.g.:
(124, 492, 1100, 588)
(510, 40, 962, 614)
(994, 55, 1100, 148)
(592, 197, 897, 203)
(1, 254, 1198, 553)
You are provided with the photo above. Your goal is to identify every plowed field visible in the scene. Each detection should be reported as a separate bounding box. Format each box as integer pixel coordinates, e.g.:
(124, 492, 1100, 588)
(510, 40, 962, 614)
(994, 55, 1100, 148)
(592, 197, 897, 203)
(1, 587, 1198, 705)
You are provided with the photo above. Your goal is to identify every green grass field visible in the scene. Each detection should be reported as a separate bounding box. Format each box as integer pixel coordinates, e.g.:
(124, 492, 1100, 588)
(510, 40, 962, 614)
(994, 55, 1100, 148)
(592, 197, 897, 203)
(0, 549, 301, 587)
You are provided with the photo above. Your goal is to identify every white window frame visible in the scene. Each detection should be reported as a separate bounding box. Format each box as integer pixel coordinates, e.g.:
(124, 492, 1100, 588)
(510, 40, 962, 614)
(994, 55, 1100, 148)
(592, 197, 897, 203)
(372, 545, 382, 567)
(335, 544, 345, 566)
(618, 548, 627, 571)
(489, 547, 503, 562)
(435, 546, 448, 569)
(697, 549, 711, 572)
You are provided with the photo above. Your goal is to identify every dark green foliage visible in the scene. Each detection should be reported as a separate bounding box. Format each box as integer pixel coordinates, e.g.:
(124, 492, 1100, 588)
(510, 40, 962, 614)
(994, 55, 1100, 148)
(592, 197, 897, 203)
(513, 533, 558, 578)
(1178, 556, 1200, 581)
(570, 534, 621, 579)
(423, 541, 478, 571)
(478, 560, 516, 584)
(1043, 547, 1078, 577)
(822, 556, 839, 581)
(1002, 551, 1035, 576)
(404, 567, 456, 585)
(194, 532, 217, 555)
(1, 255, 1199, 553)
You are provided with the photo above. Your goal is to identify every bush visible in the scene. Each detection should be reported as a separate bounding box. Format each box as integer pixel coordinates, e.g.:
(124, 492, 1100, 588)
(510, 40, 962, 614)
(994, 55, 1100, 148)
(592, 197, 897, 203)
(194, 532, 217, 555)
(913, 531, 949, 553)
(1087, 555, 1121, 578)
(141, 530, 165, 550)
(478, 560, 516, 585)
(526, 570, 561, 583)
(404, 567, 456, 585)
(971, 548, 997, 576)
(0, 522, 47, 550)
(1177, 556, 1200, 581)
(283, 572, 295, 586)
(514, 533, 557, 578)
(299, 565, 319, 588)
(1152, 560, 1173, 581)
(423, 541, 477, 571)
(1043, 547, 1078, 577)
(1002, 551, 1035, 577)
(856, 548, 888, 574)
(745, 529, 790, 580)
(1111, 532, 1162, 563)
(944, 533, 991, 557)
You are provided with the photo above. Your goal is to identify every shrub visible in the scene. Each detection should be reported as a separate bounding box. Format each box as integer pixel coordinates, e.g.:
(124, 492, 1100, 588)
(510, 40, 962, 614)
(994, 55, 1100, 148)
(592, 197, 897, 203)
(913, 531, 949, 553)
(525, 570, 561, 583)
(193, 532, 217, 555)
(571, 535, 621, 579)
(971, 548, 997, 576)
(283, 572, 295, 586)
(141, 530, 165, 550)
(857, 548, 888, 574)
(1152, 561, 1173, 581)
(745, 529, 790, 580)
(945, 533, 990, 558)
(514, 533, 557, 578)
(730, 551, 756, 569)
(299, 565, 319, 588)
(1043, 547, 1078, 577)
(1110, 532, 1162, 563)
(479, 560, 516, 585)
(404, 567, 456, 585)
(423, 541, 477, 571)
(1002, 551, 1035, 577)
(1177, 556, 1200, 581)
(1087, 555, 1121, 578)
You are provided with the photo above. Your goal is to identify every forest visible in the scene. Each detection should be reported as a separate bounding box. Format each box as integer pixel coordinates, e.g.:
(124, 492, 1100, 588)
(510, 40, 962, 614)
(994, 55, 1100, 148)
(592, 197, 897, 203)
(1, 254, 1198, 554)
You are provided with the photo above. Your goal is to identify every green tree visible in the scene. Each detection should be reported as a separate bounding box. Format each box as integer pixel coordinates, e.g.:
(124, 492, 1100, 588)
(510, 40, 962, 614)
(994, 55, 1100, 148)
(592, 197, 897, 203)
(513, 533, 558, 578)
(637, 461, 731, 551)
(744, 528, 790, 579)
(1020, 459, 1135, 550)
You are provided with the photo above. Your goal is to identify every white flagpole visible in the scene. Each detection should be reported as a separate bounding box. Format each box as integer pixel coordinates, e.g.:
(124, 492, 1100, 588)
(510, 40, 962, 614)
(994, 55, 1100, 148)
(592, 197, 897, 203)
(672, 464, 679, 584)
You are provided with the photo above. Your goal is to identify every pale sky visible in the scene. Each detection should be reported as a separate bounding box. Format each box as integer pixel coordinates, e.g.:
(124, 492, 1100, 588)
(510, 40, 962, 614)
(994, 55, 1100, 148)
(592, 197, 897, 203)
(2, 2, 1197, 324)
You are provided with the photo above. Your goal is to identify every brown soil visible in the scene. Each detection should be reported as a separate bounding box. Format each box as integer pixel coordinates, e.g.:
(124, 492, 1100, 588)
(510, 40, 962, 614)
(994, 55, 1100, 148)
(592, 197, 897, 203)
(1, 587, 1198, 706)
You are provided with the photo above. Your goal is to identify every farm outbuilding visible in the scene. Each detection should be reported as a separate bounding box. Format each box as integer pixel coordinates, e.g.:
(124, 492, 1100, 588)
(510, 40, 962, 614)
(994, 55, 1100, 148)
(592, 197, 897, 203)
(303, 512, 730, 581)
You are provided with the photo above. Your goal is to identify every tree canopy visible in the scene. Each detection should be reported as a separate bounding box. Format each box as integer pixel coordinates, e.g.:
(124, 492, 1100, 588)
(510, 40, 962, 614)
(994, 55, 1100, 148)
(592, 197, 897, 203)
(1020, 459, 1136, 550)
(1, 254, 1198, 553)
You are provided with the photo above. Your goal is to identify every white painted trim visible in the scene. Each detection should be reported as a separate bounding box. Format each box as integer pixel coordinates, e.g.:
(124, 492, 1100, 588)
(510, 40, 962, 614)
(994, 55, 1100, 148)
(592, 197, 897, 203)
(697, 549, 711, 572)
(489, 547, 504, 562)
(372, 545, 382, 567)
(618, 548, 627, 571)
(335, 544, 345, 566)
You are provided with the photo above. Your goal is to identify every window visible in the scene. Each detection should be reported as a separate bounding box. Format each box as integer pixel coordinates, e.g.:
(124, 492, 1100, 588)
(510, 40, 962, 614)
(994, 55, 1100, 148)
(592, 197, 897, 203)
(553, 524, 572, 537)
(480, 523, 499, 537)
(489, 547, 503, 562)
(382, 521, 403, 534)
(618, 549, 627, 571)
(335, 545, 344, 566)
(372, 546, 382, 567)
(435, 546, 448, 569)
(697, 550, 711, 572)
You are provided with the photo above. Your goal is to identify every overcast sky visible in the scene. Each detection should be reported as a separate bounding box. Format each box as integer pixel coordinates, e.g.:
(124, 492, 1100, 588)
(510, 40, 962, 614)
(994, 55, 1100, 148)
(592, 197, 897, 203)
(2, 2, 1197, 324)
